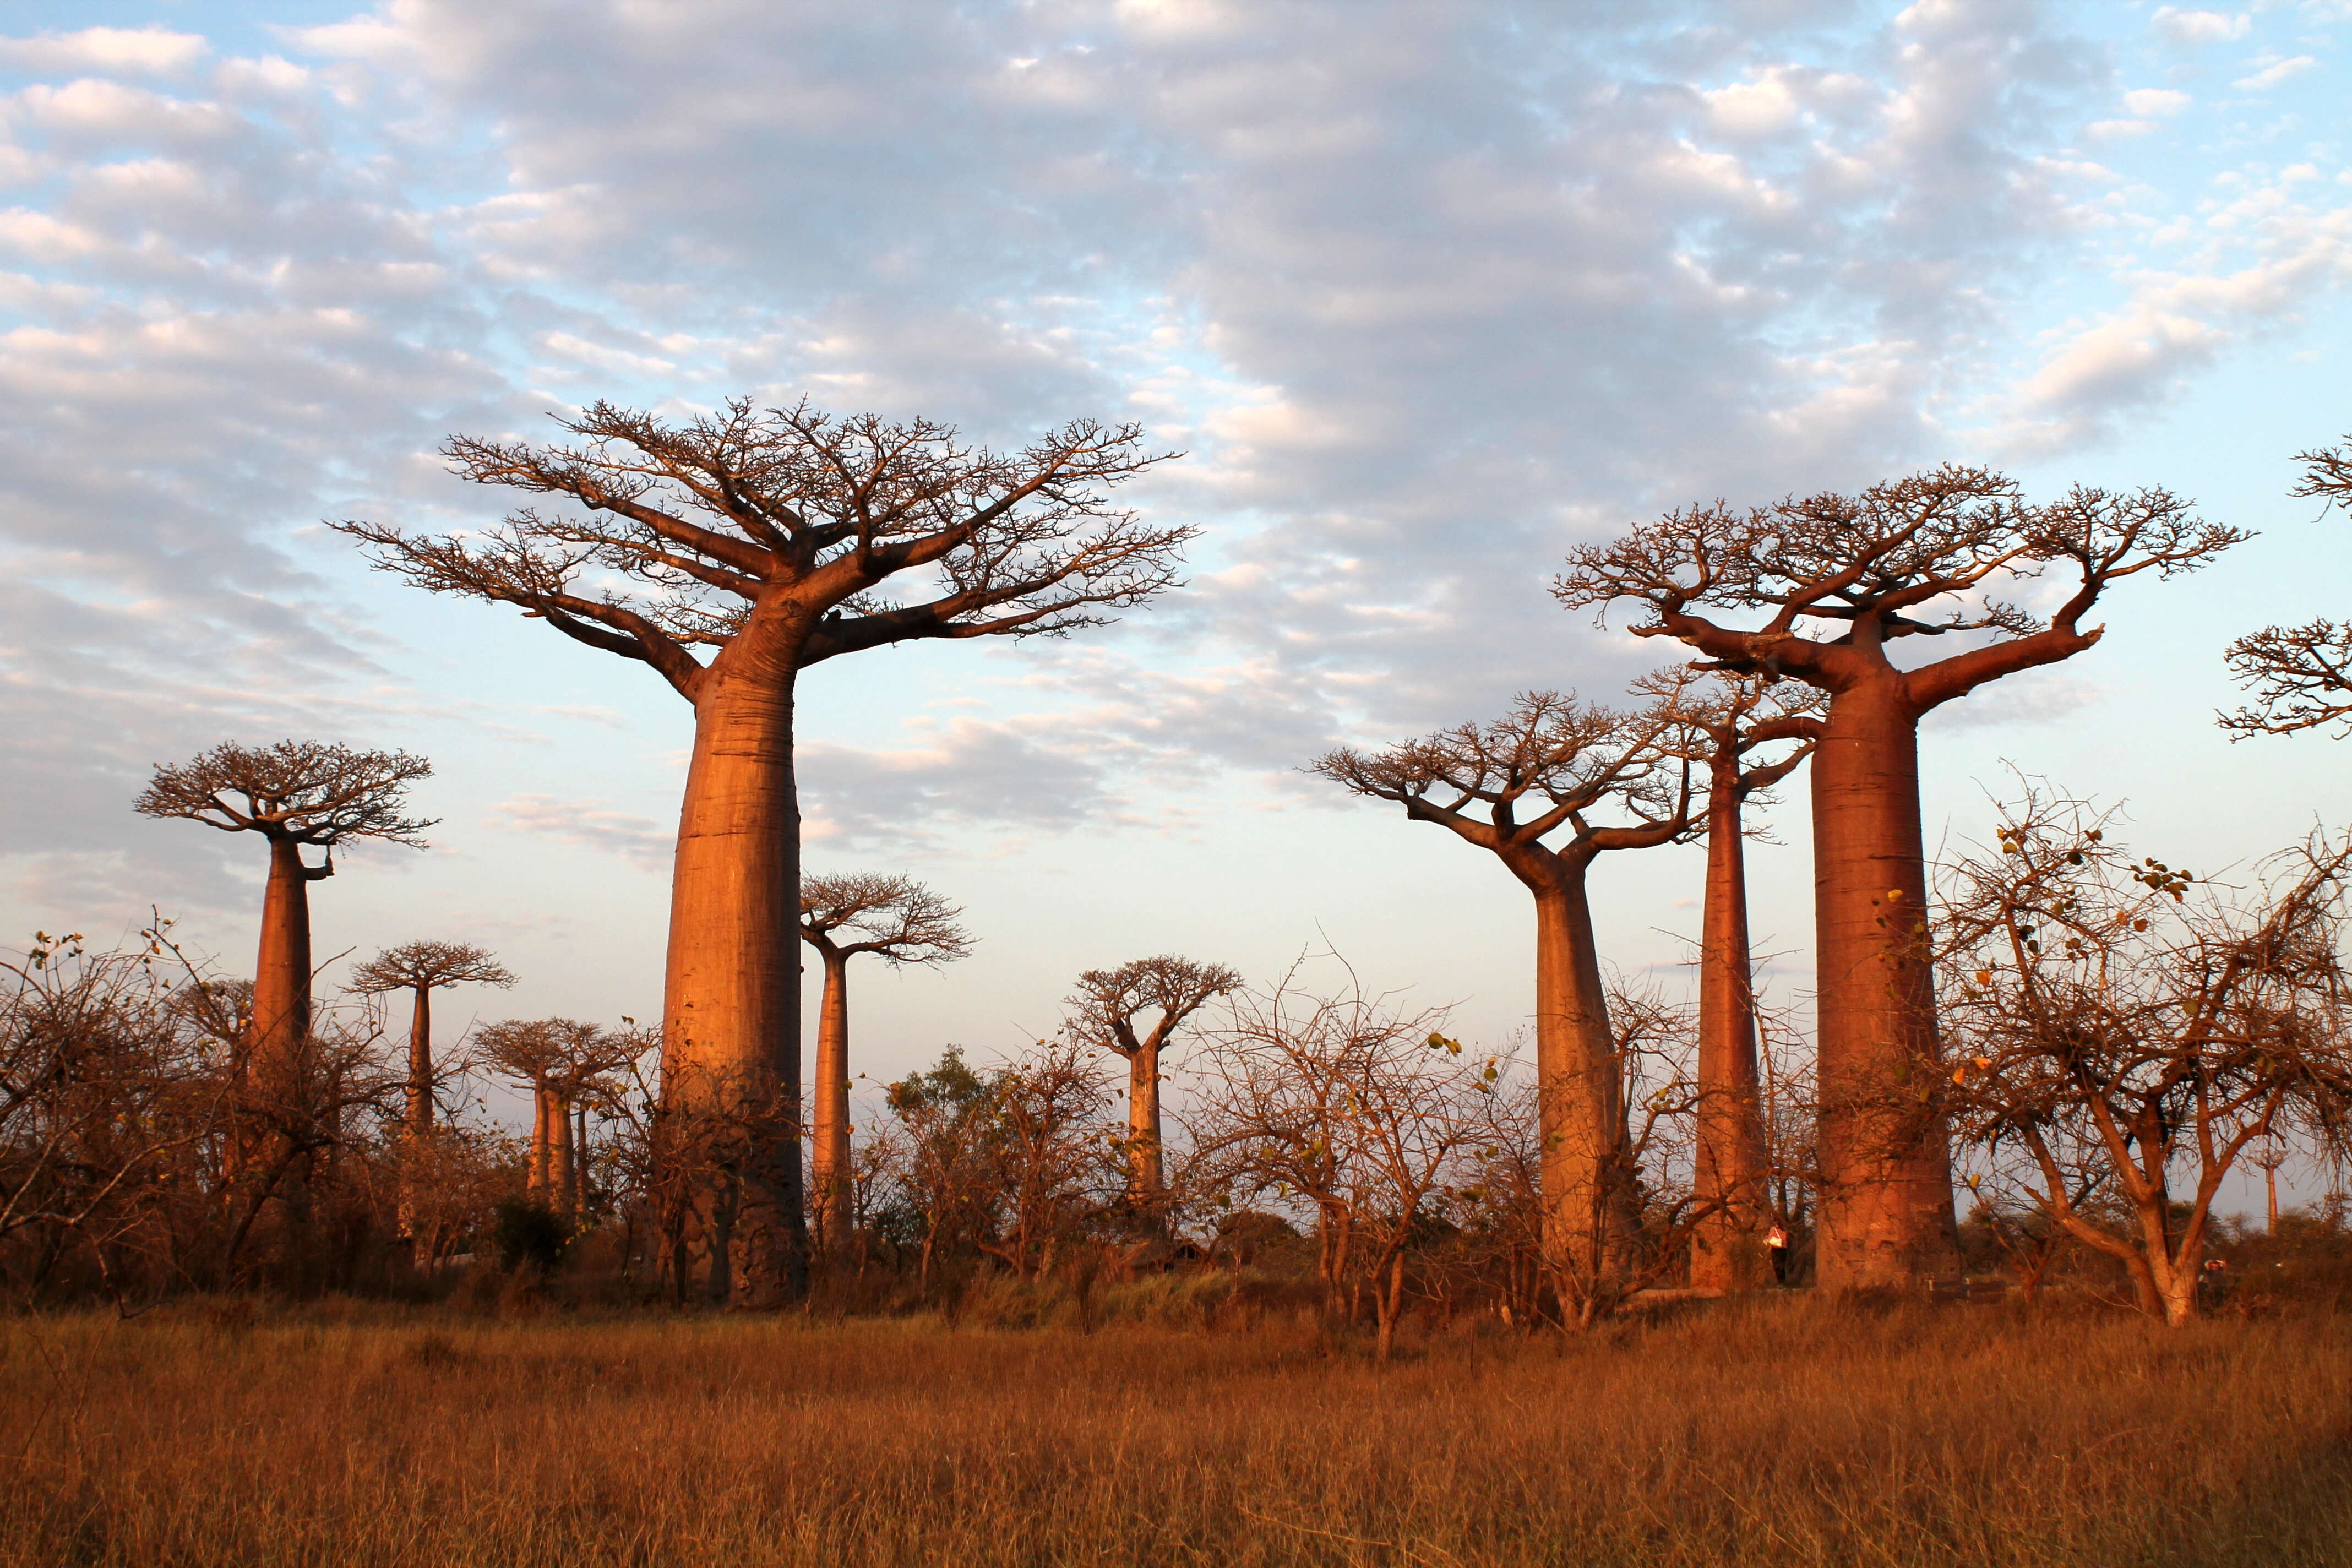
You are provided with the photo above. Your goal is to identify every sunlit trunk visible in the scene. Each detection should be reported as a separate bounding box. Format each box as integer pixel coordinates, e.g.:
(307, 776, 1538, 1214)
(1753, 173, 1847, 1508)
(1810, 684, 1959, 1288)
(1531, 871, 1634, 1291)
(1126, 1038, 1163, 1201)
(1692, 762, 1770, 1291)
(811, 950, 852, 1257)
(527, 1085, 551, 1201)
(664, 630, 810, 1306)
(405, 984, 433, 1135)
(250, 838, 315, 1122)
(244, 837, 320, 1250)
(553, 1090, 578, 1219)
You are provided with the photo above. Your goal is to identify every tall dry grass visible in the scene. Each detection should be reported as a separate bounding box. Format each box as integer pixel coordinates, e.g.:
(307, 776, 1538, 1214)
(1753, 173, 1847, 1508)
(3, 1296, 2347, 1567)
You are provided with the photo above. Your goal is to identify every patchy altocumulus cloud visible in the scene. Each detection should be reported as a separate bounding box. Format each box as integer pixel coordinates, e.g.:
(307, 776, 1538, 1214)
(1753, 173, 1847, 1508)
(0, 0, 2347, 926)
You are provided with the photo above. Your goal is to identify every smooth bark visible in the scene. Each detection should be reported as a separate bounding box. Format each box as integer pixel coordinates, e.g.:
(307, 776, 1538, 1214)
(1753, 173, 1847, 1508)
(252, 838, 324, 1104)
(1125, 1039, 1164, 1198)
(1528, 871, 1634, 1276)
(1809, 682, 1958, 1284)
(1690, 752, 1770, 1291)
(663, 631, 809, 1305)
(811, 950, 853, 1254)
(405, 986, 433, 1136)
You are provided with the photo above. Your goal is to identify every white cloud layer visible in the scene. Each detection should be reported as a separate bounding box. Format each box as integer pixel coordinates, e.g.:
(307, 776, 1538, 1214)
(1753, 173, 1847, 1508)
(0, 0, 2346, 939)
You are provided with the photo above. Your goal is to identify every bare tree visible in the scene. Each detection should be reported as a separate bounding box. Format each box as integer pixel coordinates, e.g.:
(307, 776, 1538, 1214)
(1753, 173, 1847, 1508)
(134, 743, 432, 1226)
(1937, 791, 2352, 1324)
(800, 873, 972, 1256)
(1641, 671, 1824, 1291)
(1558, 469, 2244, 1287)
(1309, 691, 1693, 1291)
(1188, 965, 1490, 1358)
(336, 400, 1189, 1305)
(348, 941, 516, 1140)
(2224, 437, 2352, 736)
(973, 1042, 1117, 1282)
(1064, 955, 1240, 1211)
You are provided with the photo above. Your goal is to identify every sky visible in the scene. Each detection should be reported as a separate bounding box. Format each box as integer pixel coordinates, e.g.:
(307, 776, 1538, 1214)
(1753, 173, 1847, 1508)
(2, 1, 2349, 1208)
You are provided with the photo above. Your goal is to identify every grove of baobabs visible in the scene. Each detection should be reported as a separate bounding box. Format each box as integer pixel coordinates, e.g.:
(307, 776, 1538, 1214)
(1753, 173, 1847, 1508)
(6, 6, 2352, 1567)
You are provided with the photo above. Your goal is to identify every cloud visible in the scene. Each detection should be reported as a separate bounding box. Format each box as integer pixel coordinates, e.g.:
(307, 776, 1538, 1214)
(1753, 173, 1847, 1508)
(2150, 9, 2250, 45)
(2231, 56, 2318, 91)
(0, 27, 207, 78)
(2121, 89, 2192, 117)
(0, 0, 2332, 927)
(484, 795, 672, 870)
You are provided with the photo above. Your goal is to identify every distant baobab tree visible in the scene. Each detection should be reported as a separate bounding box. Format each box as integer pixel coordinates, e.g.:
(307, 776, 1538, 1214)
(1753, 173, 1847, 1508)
(349, 941, 516, 1140)
(480, 1018, 639, 1221)
(1648, 670, 1823, 1293)
(2224, 437, 2352, 737)
(1064, 955, 1240, 1208)
(336, 400, 1189, 1305)
(1310, 690, 1695, 1300)
(799, 873, 973, 1256)
(134, 741, 434, 1203)
(1556, 468, 2243, 1288)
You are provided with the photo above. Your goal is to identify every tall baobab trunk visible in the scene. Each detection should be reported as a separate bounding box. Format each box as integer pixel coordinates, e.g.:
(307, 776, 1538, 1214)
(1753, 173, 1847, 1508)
(398, 982, 432, 1248)
(248, 837, 327, 1226)
(528, 1085, 552, 1200)
(252, 837, 321, 1106)
(553, 1090, 578, 1220)
(663, 639, 808, 1306)
(1691, 755, 1771, 1292)
(1529, 867, 1634, 1283)
(405, 984, 433, 1135)
(1810, 683, 1958, 1287)
(811, 949, 853, 1256)
(1125, 1040, 1164, 1199)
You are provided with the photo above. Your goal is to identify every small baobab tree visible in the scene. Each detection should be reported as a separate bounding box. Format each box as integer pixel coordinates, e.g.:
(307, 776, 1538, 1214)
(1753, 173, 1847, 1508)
(1309, 690, 1694, 1294)
(336, 400, 1190, 1305)
(1558, 469, 2244, 1287)
(1937, 792, 2352, 1325)
(1642, 670, 1824, 1291)
(349, 941, 516, 1141)
(800, 873, 972, 1255)
(479, 1018, 640, 1222)
(133, 741, 433, 1209)
(1064, 955, 1240, 1212)
(2224, 437, 2352, 737)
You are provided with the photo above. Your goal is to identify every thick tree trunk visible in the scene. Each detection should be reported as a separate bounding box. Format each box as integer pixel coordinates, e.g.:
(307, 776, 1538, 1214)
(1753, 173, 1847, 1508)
(250, 837, 317, 1114)
(1691, 765, 1770, 1292)
(1531, 871, 1634, 1291)
(1810, 684, 1959, 1288)
(663, 645, 809, 1306)
(406, 985, 433, 1136)
(244, 837, 319, 1253)
(1126, 1039, 1163, 1202)
(553, 1090, 578, 1219)
(528, 1085, 551, 1201)
(811, 950, 852, 1257)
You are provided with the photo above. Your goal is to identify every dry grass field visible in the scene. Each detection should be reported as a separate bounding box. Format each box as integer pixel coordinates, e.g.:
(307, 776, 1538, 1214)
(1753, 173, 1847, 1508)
(4, 1293, 2348, 1568)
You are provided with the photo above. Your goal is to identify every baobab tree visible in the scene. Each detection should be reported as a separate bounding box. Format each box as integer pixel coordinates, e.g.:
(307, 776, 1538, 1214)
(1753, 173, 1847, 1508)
(133, 741, 433, 1206)
(349, 941, 515, 1140)
(479, 1017, 639, 1221)
(1556, 468, 2244, 1287)
(1310, 691, 1694, 1294)
(800, 873, 972, 1256)
(336, 400, 1188, 1304)
(1639, 670, 1824, 1291)
(2224, 437, 2352, 737)
(1064, 955, 1240, 1208)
